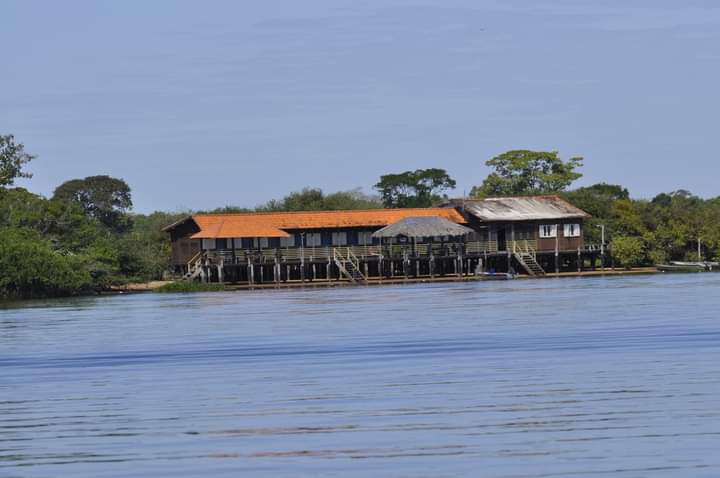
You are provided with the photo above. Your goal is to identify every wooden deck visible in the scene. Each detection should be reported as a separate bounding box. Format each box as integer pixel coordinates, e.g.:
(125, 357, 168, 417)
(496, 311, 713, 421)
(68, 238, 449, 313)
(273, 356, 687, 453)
(217, 267, 661, 291)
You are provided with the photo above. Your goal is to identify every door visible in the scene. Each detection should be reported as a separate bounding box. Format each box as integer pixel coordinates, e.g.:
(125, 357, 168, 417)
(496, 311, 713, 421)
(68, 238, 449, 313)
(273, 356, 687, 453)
(497, 228, 507, 251)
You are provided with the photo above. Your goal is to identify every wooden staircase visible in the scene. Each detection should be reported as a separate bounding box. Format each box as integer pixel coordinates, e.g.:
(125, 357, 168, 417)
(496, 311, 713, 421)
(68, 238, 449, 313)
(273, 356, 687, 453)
(182, 252, 204, 281)
(333, 248, 367, 284)
(513, 247, 545, 276)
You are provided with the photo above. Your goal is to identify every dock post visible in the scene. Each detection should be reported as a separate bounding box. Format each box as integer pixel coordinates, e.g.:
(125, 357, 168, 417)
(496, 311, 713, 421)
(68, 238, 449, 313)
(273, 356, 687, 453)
(554, 252, 560, 275)
(430, 254, 434, 278)
(577, 247, 582, 272)
(217, 264, 224, 283)
(249, 263, 254, 285)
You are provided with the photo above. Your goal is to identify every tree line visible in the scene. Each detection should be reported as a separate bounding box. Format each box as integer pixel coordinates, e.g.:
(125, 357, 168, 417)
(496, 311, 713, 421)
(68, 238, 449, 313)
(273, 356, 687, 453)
(1, 134, 718, 298)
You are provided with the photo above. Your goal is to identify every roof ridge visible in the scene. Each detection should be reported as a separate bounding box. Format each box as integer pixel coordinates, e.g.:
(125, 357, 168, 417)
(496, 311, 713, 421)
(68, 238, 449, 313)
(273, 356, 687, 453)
(193, 207, 452, 218)
(452, 194, 564, 201)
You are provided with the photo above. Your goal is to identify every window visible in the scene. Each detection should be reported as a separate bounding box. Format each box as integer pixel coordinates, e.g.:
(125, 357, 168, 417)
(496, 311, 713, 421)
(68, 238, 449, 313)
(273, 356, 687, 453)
(215, 238, 227, 249)
(358, 231, 373, 245)
(305, 233, 322, 247)
(331, 231, 347, 246)
(539, 224, 557, 239)
(564, 224, 581, 238)
(257, 237, 269, 249)
(280, 235, 295, 248)
(201, 238, 216, 250)
(515, 226, 534, 240)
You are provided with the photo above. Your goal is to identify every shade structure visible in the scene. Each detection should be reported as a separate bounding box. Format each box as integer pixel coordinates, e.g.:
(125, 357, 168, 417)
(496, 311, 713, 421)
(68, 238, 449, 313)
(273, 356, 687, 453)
(372, 216, 474, 239)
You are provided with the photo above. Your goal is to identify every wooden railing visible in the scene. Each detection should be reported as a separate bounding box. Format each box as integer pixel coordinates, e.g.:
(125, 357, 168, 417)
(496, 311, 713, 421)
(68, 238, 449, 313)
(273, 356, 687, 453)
(509, 239, 538, 255)
(203, 241, 506, 264)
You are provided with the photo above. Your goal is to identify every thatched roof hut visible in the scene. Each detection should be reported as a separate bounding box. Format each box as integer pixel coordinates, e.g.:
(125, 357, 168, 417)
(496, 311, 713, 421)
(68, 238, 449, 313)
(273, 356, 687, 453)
(372, 216, 474, 239)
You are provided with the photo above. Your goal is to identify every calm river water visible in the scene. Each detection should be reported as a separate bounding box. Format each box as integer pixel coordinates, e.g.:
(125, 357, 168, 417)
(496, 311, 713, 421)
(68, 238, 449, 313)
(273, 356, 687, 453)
(1, 274, 720, 477)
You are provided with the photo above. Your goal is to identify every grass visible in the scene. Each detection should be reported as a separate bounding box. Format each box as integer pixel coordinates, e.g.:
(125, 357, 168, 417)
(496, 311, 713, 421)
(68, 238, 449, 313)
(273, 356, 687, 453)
(154, 281, 227, 293)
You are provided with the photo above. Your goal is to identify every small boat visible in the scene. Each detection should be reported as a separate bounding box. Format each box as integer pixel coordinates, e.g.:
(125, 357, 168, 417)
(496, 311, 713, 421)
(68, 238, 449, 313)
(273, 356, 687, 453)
(477, 272, 515, 280)
(656, 261, 718, 272)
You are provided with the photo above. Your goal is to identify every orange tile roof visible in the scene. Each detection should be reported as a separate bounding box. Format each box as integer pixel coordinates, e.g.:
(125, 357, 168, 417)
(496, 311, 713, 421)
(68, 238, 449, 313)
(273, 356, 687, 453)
(191, 216, 290, 239)
(188, 208, 466, 239)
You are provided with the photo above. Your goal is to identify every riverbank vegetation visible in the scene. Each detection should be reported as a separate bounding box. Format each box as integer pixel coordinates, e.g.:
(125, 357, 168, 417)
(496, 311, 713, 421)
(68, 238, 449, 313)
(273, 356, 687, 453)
(153, 282, 226, 293)
(1, 135, 718, 298)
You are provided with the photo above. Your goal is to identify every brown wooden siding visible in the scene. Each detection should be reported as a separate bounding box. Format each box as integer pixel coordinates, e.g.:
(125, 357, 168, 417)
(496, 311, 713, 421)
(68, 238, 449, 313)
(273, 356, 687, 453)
(536, 220, 585, 252)
(172, 237, 201, 266)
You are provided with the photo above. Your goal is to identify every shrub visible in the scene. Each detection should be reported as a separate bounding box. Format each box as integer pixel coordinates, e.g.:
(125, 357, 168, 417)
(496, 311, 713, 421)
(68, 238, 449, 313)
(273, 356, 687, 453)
(154, 282, 226, 293)
(0, 227, 95, 298)
(611, 236, 646, 269)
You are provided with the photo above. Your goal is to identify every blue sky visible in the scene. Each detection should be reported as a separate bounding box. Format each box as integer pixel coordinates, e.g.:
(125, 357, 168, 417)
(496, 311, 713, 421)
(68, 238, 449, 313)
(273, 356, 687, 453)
(2, 0, 719, 212)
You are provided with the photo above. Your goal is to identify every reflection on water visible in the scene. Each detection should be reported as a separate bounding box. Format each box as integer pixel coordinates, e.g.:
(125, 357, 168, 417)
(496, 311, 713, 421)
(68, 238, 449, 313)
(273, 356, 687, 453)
(1, 274, 720, 477)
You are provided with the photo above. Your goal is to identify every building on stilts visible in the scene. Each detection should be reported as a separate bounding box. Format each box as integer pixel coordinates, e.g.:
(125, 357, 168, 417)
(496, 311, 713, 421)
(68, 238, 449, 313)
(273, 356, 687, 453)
(163, 196, 599, 285)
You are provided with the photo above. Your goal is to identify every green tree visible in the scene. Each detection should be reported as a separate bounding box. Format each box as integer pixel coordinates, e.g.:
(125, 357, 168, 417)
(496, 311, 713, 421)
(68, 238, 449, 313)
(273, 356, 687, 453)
(119, 211, 188, 280)
(0, 187, 105, 251)
(0, 134, 34, 187)
(563, 183, 629, 219)
(562, 183, 630, 243)
(0, 227, 95, 298)
(253, 187, 382, 212)
(471, 150, 583, 197)
(374, 169, 456, 208)
(53, 175, 133, 233)
(611, 236, 645, 269)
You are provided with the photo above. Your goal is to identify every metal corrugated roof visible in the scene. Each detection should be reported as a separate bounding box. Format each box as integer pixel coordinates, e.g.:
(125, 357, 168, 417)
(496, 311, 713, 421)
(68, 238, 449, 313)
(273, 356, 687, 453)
(372, 216, 474, 238)
(454, 196, 590, 221)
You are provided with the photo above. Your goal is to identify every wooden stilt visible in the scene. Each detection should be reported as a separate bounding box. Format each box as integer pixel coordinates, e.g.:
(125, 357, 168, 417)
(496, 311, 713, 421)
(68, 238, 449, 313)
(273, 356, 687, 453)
(555, 252, 560, 274)
(577, 247, 582, 272)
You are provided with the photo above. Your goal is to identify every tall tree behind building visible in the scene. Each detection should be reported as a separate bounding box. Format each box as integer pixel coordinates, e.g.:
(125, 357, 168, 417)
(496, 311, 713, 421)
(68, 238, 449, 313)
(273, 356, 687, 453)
(471, 150, 583, 197)
(53, 175, 134, 233)
(374, 168, 456, 208)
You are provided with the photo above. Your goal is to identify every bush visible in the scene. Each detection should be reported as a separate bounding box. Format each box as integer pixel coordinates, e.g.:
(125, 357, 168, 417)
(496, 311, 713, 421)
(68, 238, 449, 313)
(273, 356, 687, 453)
(154, 282, 226, 293)
(611, 236, 646, 269)
(647, 248, 668, 265)
(0, 227, 96, 298)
